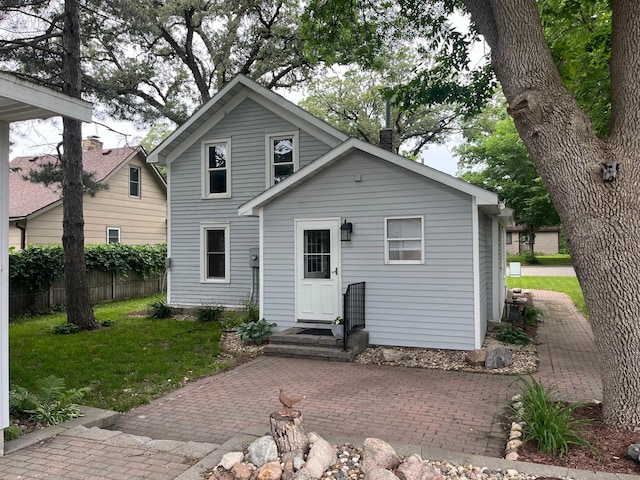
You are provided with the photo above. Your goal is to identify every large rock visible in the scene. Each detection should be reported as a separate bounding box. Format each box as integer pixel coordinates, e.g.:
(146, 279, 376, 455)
(628, 442, 640, 461)
(382, 349, 405, 362)
(293, 467, 316, 480)
(248, 436, 279, 467)
(364, 467, 401, 480)
(395, 455, 441, 480)
(282, 458, 295, 480)
(305, 438, 337, 478)
(219, 451, 245, 470)
(282, 449, 305, 471)
(465, 349, 486, 367)
(232, 462, 253, 480)
(257, 461, 283, 480)
(361, 438, 400, 473)
(485, 346, 513, 369)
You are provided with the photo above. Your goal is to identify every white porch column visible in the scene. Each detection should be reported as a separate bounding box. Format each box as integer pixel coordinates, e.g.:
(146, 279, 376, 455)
(0, 121, 10, 455)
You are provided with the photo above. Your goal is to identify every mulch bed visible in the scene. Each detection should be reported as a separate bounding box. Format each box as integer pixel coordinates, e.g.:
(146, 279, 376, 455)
(517, 404, 640, 475)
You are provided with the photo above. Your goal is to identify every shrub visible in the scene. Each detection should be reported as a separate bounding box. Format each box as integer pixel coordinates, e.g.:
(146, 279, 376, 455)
(238, 318, 276, 345)
(100, 318, 116, 327)
(53, 322, 80, 335)
(242, 294, 259, 323)
(9, 376, 91, 426)
(9, 243, 167, 294)
(195, 303, 225, 322)
(513, 376, 593, 458)
(522, 251, 539, 264)
(524, 306, 542, 326)
(495, 324, 531, 345)
(3, 425, 21, 441)
(148, 299, 174, 319)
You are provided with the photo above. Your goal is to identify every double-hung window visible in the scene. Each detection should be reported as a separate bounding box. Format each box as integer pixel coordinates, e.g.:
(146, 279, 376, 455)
(201, 223, 230, 282)
(202, 139, 231, 198)
(384, 216, 425, 264)
(129, 166, 141, 198)
(266, 131, 298, 187)
(107, 227, 121, 244)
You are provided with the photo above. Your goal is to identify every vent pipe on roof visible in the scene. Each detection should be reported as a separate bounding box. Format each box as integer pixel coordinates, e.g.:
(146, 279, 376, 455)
(82, 136, 103, 151)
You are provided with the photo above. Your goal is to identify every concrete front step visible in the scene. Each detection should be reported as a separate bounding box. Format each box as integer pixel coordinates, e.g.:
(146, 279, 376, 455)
(265, 329, 369, 361)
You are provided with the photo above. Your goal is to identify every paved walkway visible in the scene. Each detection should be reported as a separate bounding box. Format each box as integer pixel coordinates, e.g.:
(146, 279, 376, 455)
(0, 290, 603, 479)
(507, 265, 576, 277)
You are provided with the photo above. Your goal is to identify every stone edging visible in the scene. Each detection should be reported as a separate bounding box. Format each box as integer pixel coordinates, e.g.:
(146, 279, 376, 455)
(504, 394, 524, 461)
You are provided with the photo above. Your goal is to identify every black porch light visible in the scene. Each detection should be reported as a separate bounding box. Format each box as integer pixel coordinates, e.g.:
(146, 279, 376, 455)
(340, 220, 353, 241)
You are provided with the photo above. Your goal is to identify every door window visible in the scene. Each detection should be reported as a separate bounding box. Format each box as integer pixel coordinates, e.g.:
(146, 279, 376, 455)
(304, 229, 330, 279)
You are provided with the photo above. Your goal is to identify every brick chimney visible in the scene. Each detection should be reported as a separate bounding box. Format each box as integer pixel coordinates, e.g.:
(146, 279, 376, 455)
(379, 98, 394, 152)
(82, 136, 103, 151)
(379, 129, 394, 152)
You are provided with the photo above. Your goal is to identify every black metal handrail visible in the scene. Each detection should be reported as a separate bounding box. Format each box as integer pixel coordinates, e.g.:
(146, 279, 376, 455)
(343, 282, 365, 350)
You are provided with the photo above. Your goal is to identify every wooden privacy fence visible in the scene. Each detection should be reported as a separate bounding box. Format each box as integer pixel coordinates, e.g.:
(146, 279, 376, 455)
(10, 270, 165, 317)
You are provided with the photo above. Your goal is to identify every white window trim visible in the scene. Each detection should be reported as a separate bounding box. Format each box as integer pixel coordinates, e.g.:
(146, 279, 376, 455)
(384, 216, 425, 264)
(200, 223, 230, 283)
(107, 227, 121, 244)
(129, 166, 141, 199)
(201, 138, 231, 199)
(265, 131, 299, 188)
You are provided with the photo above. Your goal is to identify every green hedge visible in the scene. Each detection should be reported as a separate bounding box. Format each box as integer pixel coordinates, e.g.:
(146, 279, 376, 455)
(9, 244, 167, 292)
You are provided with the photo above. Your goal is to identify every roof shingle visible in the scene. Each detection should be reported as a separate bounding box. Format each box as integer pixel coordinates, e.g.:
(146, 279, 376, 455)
(9, 146, 140, 218)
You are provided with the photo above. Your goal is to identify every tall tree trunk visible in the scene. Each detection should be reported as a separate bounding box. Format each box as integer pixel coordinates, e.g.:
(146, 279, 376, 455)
(464, 0, 640, 429)
(62, 0, 99, 330)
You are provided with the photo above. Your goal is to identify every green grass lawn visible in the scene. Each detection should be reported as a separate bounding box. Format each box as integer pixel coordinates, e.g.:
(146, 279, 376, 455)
(9, 295, 232, 412)
(507, 276, 587, 315)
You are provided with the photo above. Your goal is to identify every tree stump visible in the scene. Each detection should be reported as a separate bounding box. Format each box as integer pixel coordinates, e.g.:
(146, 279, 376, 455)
(270, 410, 309, 454)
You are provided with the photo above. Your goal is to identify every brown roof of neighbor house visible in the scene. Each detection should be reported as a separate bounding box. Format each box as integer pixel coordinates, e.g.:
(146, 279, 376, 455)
(9, 145, 143, 219)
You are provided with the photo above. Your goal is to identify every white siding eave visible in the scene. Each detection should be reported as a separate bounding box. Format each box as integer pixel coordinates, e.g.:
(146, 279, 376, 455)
(147, 74, 348, 165)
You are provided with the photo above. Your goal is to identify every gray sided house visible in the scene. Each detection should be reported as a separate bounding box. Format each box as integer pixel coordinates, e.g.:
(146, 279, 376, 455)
(149, 74, 514, 351)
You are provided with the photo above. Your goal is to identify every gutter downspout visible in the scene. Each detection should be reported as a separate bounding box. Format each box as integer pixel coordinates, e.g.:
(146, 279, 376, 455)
(15, 219, 27, 249)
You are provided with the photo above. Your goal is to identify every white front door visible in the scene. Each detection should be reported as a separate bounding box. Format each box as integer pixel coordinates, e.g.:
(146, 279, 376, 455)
(295, 219, 341, 322)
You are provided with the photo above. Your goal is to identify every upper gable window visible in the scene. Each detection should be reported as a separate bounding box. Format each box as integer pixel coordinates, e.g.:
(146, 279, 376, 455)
(266, 131, 298, 187)
(202, 139, 231, 198)
(129, 166, 141, 198)
(384, 216, 425, 264)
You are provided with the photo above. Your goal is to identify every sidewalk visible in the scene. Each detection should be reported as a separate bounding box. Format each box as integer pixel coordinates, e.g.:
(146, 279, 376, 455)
(0, 290, 606, 479)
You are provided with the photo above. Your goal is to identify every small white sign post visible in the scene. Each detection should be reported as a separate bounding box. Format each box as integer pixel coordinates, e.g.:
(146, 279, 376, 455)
(509, 261, 522, 277)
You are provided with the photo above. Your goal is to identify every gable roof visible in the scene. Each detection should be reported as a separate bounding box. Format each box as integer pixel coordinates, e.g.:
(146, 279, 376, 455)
(239, 137, 514, 223)
(9, 146, 162, 219)
(146, 74, 349, 165)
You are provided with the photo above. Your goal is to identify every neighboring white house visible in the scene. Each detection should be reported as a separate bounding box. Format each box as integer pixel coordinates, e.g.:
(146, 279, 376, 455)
(506, 225, 560, 255)
(148, 74, 514, 351)
(0, 72, 93, 455)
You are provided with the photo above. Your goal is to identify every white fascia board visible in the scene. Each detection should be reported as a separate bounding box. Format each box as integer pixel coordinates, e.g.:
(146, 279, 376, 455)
(238, 138, 357, 216)
(247, 91, 348, 147)
(147, 74, 348, 165)
(0, 73, 92, 123)
(239, 137, 502, 217)
(146, 76, 247, 164)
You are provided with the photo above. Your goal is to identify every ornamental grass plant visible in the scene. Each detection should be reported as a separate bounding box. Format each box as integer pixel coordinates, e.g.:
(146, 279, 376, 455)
(513, 376, 594, 459)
